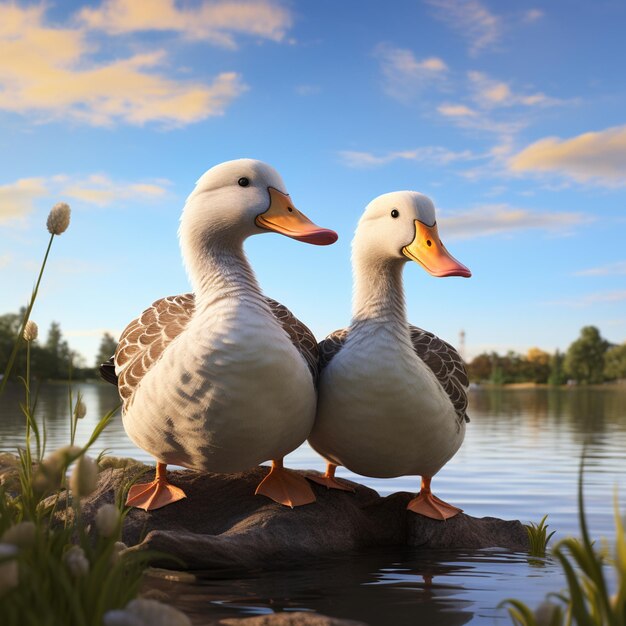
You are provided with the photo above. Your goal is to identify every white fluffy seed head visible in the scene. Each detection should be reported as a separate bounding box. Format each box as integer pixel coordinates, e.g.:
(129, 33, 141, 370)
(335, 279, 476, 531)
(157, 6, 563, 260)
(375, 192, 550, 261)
(46, 202, 71, 235)
(23, 320, 38, 342)
(74, 399, 87, 420)
(69, 455, 99, 498)
(95, 503, 120, 538)
(63, 545, 89, 578)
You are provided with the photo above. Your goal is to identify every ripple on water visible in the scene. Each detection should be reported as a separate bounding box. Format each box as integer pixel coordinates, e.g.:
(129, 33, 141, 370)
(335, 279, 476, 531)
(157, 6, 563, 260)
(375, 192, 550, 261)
(1, 383, 625, 624)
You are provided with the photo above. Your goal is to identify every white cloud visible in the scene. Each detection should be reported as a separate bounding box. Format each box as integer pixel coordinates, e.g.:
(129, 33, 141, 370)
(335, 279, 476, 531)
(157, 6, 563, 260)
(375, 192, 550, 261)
(574, 261, 626, 277)
(339, 147, 475, 168)
(0, 253, 12, 269)
(439, 204, 592, 240)
(0, 177, 47, 224)
(467, 71, 559, 109)
(438, 103, 478, 117)
(0, 173, 171, 226)
(60, 174, 169, 206)
(509, 125, 626, 186)
(0, 4, 248, 126)
(425, 0, 502, 55)
(375, 44, 448, 101)
(545, 290, 626, 308)
(79, 0, 292, 48)
(523, 9, 544, 23)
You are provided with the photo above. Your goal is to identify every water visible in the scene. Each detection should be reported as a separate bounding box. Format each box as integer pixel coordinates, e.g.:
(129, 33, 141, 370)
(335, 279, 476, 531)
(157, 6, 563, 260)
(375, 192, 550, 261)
(1, 382, 625, 624)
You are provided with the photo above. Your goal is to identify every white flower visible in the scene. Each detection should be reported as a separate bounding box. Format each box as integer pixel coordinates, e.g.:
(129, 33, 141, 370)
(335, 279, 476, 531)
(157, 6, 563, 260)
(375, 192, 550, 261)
(0, 543, 19, 596)
(63, 545, 89, 578)
(74, 399, 87, 420)
(23, 320, 38, 342)
(46, 202, 71, 235)
(70, 454, 99, 498)
(2, 522, 36, 549)
(95, 503, 120, 538)
(126, 598, 192, 626)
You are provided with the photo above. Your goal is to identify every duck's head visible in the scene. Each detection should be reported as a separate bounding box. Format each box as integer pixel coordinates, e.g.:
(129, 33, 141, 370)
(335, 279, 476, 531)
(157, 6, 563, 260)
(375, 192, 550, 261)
(353, 191, 471, 278)
(180, 159, 337, 252)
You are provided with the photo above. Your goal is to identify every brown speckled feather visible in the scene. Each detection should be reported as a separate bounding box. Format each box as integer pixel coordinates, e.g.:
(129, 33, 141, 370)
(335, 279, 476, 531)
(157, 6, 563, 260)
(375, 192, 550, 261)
(318, 325, 469, 426)
(111, 293, 319, 412)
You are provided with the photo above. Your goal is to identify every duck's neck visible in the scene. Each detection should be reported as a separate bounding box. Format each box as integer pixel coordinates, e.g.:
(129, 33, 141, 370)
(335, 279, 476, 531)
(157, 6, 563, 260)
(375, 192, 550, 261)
(186, 242, 268, 315)
(350, 256, 410, 339)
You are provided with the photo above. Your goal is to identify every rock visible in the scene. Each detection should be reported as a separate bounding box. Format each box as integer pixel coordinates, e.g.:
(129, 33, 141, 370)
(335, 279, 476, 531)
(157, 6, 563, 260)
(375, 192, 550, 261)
(57, 463, 528, 569)
(218, 613, 366, 626)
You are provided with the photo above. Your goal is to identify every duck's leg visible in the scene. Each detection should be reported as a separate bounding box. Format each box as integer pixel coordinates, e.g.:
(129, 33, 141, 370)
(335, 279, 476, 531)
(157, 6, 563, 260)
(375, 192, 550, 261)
(306, 463, 356, 492)
(255, 458, 316, 507)
(126, 462, 187, 511)
(406, 476, 462, 520)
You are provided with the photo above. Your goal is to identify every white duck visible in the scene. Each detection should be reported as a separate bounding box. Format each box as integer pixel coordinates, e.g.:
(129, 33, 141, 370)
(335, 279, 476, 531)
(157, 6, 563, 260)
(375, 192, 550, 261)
(308, 191, 471, 520)
(103, 159, 337, 510)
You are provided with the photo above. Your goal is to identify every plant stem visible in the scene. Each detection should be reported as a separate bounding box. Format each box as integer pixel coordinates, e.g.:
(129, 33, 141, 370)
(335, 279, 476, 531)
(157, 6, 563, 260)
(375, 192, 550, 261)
(0, 232, 55, 395)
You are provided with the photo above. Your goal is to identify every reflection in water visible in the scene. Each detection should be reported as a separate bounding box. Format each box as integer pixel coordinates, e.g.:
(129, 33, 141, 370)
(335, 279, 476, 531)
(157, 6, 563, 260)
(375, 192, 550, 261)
(1, 382, 625, 625)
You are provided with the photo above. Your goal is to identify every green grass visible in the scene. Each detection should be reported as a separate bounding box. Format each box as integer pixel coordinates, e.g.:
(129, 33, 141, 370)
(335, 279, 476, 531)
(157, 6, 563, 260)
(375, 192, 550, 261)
(526, 515, 556, 558)
(0, 204, 172, 625)
(502, 458, 626, 625)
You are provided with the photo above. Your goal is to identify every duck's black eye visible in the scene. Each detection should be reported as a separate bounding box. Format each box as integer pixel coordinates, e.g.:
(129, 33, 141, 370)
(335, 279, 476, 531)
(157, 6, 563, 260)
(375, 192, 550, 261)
(390, 209, 399, 218)
(238, 177, 250, 187)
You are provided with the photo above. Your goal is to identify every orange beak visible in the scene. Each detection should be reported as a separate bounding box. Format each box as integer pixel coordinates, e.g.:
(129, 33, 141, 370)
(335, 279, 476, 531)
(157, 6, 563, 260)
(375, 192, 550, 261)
(255, 187, 338, 246)
(402, 220, 471, 278)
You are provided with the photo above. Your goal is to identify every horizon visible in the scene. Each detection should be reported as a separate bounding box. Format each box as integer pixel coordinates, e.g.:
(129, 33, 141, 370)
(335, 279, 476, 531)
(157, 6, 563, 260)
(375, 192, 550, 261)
(1, 0, 625, 366)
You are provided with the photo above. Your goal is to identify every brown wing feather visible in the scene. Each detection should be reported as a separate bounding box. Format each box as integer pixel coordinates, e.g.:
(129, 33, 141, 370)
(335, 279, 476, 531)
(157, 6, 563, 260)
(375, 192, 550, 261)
(115, 294, 195, 411)
(113, 293, 319, 410)
(409, 325, 469, 426)
(264, 297, 320, 383)
(318, 328, 349, 370)
(318, 326, 469, 426)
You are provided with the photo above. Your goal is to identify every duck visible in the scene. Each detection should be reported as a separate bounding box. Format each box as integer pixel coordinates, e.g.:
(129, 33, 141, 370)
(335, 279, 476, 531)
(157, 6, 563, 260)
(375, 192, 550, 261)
(307, 191, 471, 520)
(100, 159, 337, 511)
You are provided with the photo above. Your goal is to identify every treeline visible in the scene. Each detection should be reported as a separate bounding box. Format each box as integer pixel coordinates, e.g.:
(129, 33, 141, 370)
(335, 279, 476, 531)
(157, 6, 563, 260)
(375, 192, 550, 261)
(467, 326, 626, 385)
(3, 310, 625, 387)
(0, 311, 118, 382)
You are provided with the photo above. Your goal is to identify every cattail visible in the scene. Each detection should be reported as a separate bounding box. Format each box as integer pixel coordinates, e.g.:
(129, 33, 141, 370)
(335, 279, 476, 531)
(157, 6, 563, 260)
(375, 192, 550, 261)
(46, 202, 71, 235)
(23, 320, 38, 342)
(95, 503, 120, 538)
(74, 399, 87, 420)
(0, 544, 18, 596)
(63, 545, 89, 578)
(70, 455, 99, 498)
(2, 521, 36, 549)
(110, 541, 127, 565)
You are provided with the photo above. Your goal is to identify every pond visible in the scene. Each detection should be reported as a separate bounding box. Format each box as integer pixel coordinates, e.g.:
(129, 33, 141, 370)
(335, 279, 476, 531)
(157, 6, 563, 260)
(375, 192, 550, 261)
(1, 382, 625, 625)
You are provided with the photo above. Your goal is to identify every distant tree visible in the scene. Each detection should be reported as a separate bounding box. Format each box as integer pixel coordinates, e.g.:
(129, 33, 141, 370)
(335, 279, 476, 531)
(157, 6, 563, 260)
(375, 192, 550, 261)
(564, 326, 611, 384)
(548, 349, 567, 386)
(40, 321, 72, 380)
(96, 332, 118, 367)
(467, 353, 492, 382)
(526, 347, 551, 384)
(604, 343, 626, 380)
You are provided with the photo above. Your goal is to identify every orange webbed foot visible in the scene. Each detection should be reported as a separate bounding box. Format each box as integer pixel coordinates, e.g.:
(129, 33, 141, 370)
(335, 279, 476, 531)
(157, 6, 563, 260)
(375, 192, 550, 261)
(255, 459, 316, 507)
(406, 476, 462, 520)
(306, 463, 356, 492)
(126, 463, 186, 511)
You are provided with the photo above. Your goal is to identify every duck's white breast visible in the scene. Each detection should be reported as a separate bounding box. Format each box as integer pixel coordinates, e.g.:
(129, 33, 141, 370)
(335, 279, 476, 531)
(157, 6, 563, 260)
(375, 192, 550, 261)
(310, 333, 464, 478)
(123, 308, 316, 472)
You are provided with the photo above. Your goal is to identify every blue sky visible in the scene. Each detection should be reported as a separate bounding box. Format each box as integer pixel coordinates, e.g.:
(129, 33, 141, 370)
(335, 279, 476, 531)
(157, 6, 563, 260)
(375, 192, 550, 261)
(1, 0, 625, 366)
